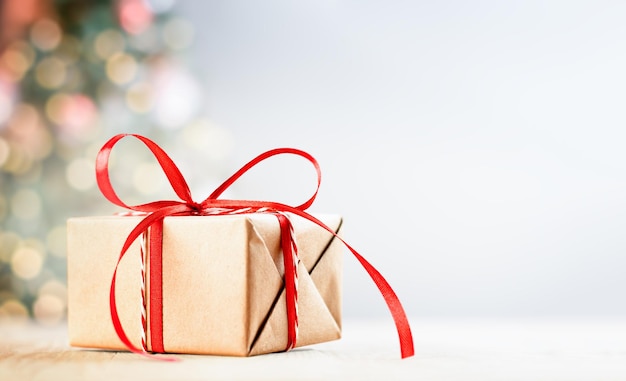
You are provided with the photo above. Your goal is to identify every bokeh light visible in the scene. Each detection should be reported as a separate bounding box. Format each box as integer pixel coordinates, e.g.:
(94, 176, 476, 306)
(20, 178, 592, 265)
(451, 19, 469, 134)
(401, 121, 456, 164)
(94, 29, 126, 60)
(126, 82, 153, 113)
(66, 157, 95, 191)
(0, 40, 35, 81)
(0, 300, 29, 323)
(33, 290, 65, 326)
(62, 94, 98, 134)
(0, 231, 20, 264)
(35, 56, 67, 89)
(11, 245, 44, 280)
(46, 93, 98, 136)
(45, 93, 71, 125)
(39, 280, 67, 305)
(153, 64, 201, 129)
(0, 92, 12, 125)
(3, 104, 53, 164)
(106, 52, 138, 85)
(46, 225, 67, 258)
(30, 19, 62, 51)
(0, 138, 9, 168)
(33, 295, 65, 325)
(133, 162, 166, 195)
(9, 103, 39, 133)
(0, 145, 32, 175)
(118, 0, 154, 35)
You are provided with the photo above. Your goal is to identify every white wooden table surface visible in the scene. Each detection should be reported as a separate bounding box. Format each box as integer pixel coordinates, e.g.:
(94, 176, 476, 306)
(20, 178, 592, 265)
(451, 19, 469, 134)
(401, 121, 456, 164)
(1, 318, 625, 381)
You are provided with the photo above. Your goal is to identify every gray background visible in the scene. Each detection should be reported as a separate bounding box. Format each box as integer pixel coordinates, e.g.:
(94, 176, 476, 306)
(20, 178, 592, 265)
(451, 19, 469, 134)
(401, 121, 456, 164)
(176, 0, 626, 318)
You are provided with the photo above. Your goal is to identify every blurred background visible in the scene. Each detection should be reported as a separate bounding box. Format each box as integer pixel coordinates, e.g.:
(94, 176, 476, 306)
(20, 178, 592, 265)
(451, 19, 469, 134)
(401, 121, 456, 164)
(1, 0, 625, 325)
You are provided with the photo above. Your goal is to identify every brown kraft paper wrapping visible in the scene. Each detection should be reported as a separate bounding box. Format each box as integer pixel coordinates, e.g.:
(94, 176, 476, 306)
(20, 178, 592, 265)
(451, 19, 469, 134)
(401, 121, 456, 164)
(67, 213, 343, 356)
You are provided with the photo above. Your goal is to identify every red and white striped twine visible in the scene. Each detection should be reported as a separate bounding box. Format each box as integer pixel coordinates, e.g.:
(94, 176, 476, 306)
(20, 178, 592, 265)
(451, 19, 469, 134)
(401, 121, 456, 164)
(140, 232, 148, 352)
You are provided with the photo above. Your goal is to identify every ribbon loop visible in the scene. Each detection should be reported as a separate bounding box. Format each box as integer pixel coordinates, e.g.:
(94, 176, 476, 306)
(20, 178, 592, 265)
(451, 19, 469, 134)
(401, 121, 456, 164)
(96, 134, 194, 212)
(96, 134, 414, 359)
(203, 147, 322, 212)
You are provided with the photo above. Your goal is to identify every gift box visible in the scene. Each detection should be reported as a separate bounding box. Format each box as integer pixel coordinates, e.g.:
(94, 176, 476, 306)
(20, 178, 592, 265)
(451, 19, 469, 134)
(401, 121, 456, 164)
(66, 133, 413, 359)
(67, 213, 343, 356)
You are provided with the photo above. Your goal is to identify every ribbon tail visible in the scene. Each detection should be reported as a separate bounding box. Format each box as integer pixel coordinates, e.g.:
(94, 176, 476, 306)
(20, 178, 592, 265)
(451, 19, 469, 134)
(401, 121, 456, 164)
(275, 206, 415, 359)
(345, 246, 415, 359)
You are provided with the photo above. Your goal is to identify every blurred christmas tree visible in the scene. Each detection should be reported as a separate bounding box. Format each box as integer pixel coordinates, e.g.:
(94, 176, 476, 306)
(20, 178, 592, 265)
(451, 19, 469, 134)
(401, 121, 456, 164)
(0, 0, 232, 324)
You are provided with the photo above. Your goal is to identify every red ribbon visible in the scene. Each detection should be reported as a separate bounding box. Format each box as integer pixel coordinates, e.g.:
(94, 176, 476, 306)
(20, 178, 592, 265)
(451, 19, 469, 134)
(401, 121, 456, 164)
(96, 133, 414, 359)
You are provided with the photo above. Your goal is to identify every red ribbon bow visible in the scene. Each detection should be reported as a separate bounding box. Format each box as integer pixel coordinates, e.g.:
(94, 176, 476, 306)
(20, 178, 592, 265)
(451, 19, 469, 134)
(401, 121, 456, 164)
(96, 133, 414, 359)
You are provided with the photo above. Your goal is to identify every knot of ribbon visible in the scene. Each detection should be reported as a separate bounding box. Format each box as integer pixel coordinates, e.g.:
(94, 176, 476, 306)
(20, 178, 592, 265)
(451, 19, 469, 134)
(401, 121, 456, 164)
(96, 133, 414, 359)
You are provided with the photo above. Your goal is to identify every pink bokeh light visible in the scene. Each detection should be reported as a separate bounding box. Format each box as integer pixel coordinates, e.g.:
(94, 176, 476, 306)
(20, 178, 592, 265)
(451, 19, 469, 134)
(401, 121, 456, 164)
(117, 0, 153, 35)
